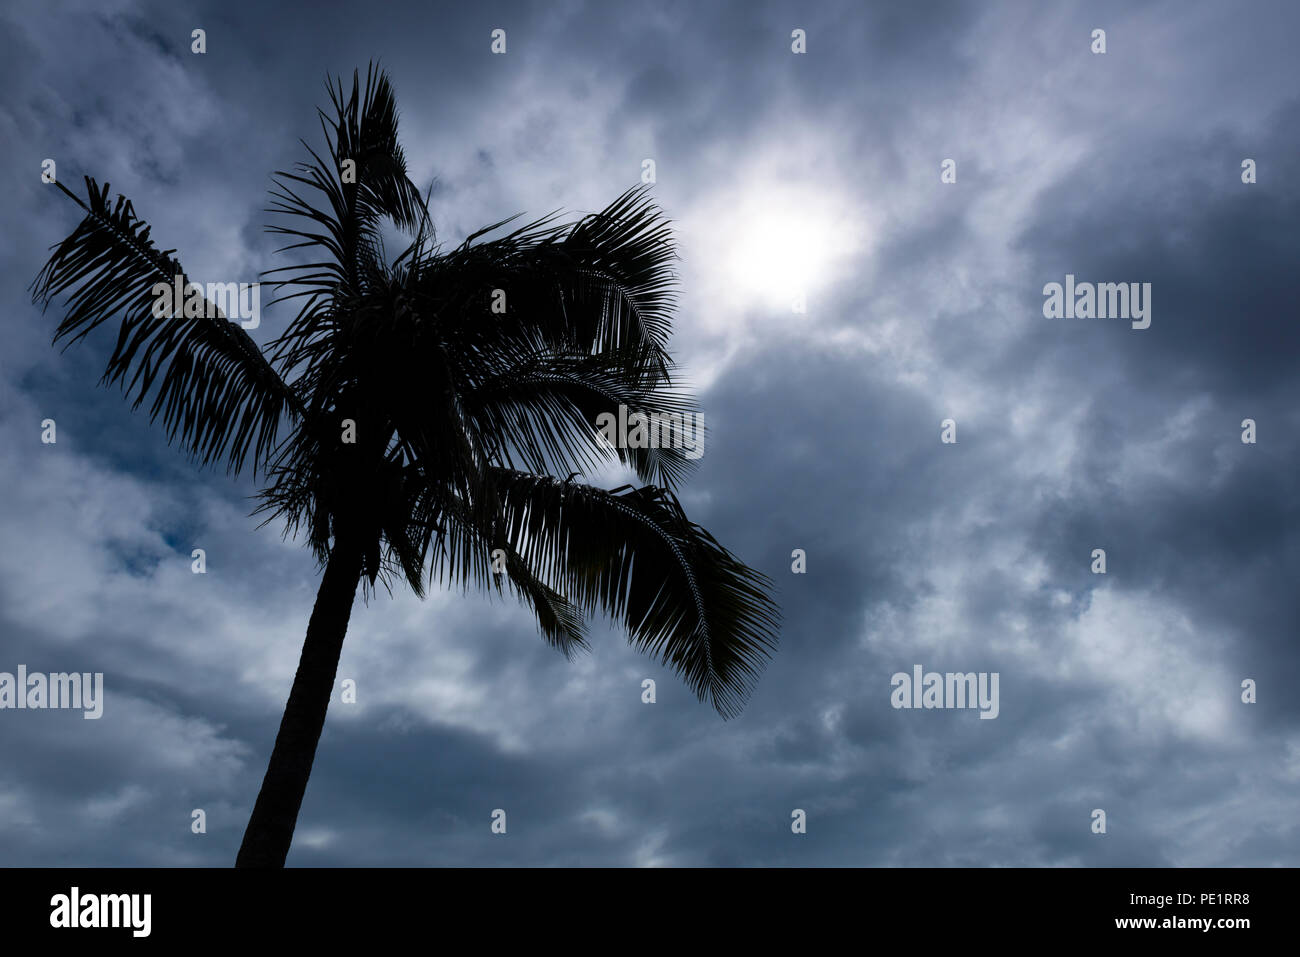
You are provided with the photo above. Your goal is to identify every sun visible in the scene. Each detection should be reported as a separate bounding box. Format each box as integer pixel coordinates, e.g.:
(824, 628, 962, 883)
(716, 186, 862, 310)
(728, 214, 831, 304)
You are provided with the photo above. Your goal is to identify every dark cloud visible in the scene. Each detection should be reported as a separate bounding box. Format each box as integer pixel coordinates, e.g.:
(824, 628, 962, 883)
(1, 0, 1297, 868)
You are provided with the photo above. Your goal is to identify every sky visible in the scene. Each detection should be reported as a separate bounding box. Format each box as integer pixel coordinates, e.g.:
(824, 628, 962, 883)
(1, 0, 1297, 866)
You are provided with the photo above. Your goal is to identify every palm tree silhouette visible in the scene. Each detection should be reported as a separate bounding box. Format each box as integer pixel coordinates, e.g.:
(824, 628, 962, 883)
(31, 65, 779, 867)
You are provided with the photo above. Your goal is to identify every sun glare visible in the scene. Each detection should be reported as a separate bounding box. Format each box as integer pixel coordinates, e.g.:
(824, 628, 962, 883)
(716, 187, 863, 310)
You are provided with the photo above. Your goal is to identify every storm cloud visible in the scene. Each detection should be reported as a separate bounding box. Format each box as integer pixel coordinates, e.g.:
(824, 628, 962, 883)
(1, 0, 1296, 866)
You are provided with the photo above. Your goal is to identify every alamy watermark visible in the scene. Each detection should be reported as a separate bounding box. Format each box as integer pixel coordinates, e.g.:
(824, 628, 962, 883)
(50, 887, 150, 937)
(890, 664, 999, 719)
(0, 666, 103, 719)
(1043, 274, 1151, 330)
(595, 404, 704, 460)
(151, 275, 260, 329)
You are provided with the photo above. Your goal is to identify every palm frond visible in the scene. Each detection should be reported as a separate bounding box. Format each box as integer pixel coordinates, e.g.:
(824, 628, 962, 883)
(487, 469, 780, 718)
(261, 62, 428, 377)
(30, 177, 300, 475)
(463, 345, 702, 489)
(435, 493, 590, 655)
(413, 184, 678, 376)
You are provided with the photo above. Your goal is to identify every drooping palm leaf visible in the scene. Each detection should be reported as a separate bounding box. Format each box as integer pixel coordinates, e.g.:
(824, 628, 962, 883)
(486, 469, 780, 718)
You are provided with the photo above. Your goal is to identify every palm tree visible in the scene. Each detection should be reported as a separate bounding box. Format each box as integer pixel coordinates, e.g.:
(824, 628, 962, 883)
(31, 65, 779, 867)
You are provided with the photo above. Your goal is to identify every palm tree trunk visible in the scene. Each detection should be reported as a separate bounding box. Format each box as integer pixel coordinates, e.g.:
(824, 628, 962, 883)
(235, 538, 364, 867)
